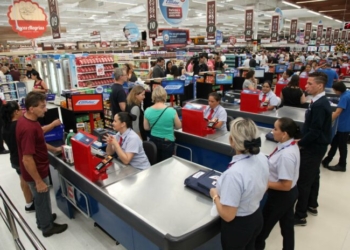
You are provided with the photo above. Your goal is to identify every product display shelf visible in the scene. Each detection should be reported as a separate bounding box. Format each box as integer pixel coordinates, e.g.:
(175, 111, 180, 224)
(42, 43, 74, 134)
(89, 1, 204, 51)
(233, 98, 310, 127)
(103, 100, 113, 129)
(75, 55, 115, 88)
(0, 81, 22, 101)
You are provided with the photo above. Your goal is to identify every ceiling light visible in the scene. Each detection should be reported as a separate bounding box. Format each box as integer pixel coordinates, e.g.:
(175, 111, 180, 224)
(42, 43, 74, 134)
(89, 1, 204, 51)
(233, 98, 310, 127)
(192, 0, 206, 4)
(282, 1, 301, 8)
(335, 20, 342, 23)
(285, 19, 291, 21)
(224, 23, 238, 27)
(264, 14, 272, 17)
(217, 4, 224, 7)
(319, 9, 346, 13)
(66, 8, 109, 14)
(233, 7, 245, 11)
(296, 0, 326, 3)
(307, 10, 320, 15)
(125, 5, 146, 14)
(324, 15, 333, 20)
(96, 0, 137, 5)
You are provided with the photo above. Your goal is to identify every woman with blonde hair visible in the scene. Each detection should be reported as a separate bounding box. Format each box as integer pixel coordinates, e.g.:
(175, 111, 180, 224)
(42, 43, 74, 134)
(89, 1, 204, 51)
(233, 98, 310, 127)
(126, 85, 147, 140)
(210, 117, 269, 250)
(144, 86, 182, 163)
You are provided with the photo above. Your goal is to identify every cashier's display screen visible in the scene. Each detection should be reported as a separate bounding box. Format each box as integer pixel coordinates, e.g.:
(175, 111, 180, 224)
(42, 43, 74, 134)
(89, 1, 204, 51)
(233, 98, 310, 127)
(74, 133, 95, 146)
(254, 69, 264, 78)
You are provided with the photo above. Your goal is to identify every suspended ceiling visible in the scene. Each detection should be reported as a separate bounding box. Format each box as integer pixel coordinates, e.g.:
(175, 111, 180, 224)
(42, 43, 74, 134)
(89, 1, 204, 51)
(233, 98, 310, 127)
(0, 0, 347, 43)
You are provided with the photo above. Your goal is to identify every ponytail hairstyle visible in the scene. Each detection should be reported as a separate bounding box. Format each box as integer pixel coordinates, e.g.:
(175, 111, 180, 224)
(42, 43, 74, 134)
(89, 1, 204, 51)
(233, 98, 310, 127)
(229, 117, 261, 155)
(1, 101, 20, 125)
(117, 112, 137, 128)
(31, 71, 42, 80)
(277, 117, 301, 139)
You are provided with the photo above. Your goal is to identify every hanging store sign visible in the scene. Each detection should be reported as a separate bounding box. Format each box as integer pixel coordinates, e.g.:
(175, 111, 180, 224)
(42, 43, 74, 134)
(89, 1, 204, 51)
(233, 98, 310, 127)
(147, 0, 158, 38)
(341, 30, 347, 43)
(333, 29, 340, 44)
(7, 0, 48, 39)
(47, 0, 60, 39)
(271, 15, 279, 43)
(316, 24, 323, 46)
(304, 22, 312, 44)
(162, 29, 188, 48)
(123, 23, 140, 43)
(206, 1, 216, 40)
(244, 9, 254, 41)
(325, 27, 332, 46)
(158, 0, 189, 27)
(216, 30, 223, 46)
(289, 19, 298, 43)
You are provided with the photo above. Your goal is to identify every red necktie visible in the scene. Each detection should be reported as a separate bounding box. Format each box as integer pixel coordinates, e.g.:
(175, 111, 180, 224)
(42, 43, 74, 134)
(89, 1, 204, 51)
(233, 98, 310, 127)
(207, 108, 214, 120)
(262, 94, 267, 103)
(118, 137, 123, 146)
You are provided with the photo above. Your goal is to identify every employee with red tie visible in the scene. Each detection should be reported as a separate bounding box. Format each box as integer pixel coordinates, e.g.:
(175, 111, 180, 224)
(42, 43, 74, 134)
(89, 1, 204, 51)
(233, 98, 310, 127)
(259, 81, 280, 110)
(105, 112, 150, 170)
(204, 92, 227, 132)
(255, 117, 300, 250)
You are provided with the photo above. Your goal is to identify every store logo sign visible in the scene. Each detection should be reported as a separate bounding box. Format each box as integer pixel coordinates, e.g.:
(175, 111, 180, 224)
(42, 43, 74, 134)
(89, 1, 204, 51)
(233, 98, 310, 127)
(76, 100, 100, 105)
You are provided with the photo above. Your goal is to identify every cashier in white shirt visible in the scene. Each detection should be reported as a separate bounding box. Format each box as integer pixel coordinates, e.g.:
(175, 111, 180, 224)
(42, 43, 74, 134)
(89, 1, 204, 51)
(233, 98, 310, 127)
(277, 69, 294, 84)
(204, 92, 227, 132)
(255, 117, 300, 250)
(105, 112, 150, 170)
(210, 117, 269, 250)
(260, 81, 280, 110)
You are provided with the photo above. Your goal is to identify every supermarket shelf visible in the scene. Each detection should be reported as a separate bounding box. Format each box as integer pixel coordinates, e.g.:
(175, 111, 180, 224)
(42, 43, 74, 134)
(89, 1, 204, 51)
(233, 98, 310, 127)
(78, 70, 114, 75)
(79, 77, 113, 82)
(77, 62, 114, 67)
(103, 106, 111, 110)
(134, 68, 149, 71)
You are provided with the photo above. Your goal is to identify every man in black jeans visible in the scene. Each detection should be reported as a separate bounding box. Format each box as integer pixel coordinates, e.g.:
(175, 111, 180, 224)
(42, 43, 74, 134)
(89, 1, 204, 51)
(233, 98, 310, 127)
(294, 72, 332, 226)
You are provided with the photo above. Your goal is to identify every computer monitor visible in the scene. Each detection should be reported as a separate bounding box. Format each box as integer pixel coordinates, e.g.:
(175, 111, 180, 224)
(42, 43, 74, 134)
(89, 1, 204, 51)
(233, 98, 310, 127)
(275, 65, 287, 74)
(215, 73, 234, 85)
(254, 69, 264, 78)
(161, 80, 185, 95)
(294, 64, 302, 71)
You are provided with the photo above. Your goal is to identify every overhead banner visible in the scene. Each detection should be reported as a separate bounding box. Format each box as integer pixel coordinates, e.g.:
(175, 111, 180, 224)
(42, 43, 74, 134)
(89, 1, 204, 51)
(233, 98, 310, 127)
(244, 9, 254, 41)
(147, 0, 158, 38)
(215, 30, 223, 46)
(159, 0, 189, 27)
(47, 0, 60, 39)
(333, 29, 340, 44)
(289, 19, 298, 43)
(316, 24, 323, 46)
(162, 29, 188, 48)
(7, 0, 48, 39)
(341, 30, 347, 43)
(325, 27, 332, 46)
(304, 22, 312, 44)
(123, 23, 140, 42)
(271, 15, 280, 42)
(206, 1, 216, 40)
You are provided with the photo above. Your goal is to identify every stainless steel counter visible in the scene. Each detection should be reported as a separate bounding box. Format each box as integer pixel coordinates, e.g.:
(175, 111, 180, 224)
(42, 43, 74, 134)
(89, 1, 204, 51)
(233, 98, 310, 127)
(185, 99, 305, 127)
(48, 153, 221, 249)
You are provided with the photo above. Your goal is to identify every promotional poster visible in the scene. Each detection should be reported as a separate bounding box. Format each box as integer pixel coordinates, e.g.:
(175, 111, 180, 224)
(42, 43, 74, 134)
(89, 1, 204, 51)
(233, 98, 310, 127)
(158, 0, 189, 27)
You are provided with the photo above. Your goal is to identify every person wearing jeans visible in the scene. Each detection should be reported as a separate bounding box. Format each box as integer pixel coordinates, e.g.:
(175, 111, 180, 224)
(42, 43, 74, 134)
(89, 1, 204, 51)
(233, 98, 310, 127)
(144, 86, 182, 163)
(322, 81, 350, 172)
(16, 92, 68, 237)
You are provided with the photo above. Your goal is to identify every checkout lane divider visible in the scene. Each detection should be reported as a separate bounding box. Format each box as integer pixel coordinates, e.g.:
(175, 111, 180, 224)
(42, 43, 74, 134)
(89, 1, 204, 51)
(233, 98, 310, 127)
(174, 144, 193, 162)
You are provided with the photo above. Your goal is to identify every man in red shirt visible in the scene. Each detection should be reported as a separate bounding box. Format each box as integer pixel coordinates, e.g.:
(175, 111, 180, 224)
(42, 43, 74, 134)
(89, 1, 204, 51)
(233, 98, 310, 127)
(16, 92, 68, 237)
(9, 65, 20, 81)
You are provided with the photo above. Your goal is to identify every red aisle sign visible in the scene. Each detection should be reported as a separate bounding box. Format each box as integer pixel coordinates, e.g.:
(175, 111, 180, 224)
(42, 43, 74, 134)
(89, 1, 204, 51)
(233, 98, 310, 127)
(244, 9, 254, 41)
(7, 0, 48, 39)
(206, 1, 216, 40)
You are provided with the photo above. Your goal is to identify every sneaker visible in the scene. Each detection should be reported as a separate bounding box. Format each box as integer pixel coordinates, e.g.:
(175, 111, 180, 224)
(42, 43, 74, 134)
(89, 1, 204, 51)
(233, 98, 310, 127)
(327, 165, 346, 172)
(294, 218, 307, 226)
(43, 223, 68, 238)
(307, 207, 318, 216)
(38, 214, 57, 229)
(25, 203, 35, 213)
(321, 160, 329, 168)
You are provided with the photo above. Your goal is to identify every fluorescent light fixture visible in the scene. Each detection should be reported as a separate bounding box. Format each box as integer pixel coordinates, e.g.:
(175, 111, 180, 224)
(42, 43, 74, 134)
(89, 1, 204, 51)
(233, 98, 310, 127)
(285, 19, 291, 21)
(307, 10, 320, 15)
(66, 8, 109, 14)
(224, 23, 238, 27)
(319, 9, 346, 13)
(192, 0, 206, 4)
(324, 15, 333, 20)
(217, 4, 224, 7)
(125, 5, 146, 14)
(96, 0, 137, 5)
(335, 20, 342, 23)
(264, 14, 272, 17)
(282, 1, 301, 8)
(312, 25, 317, 27)
(296, 0, 326, 3)
(233, 7, 245, 11)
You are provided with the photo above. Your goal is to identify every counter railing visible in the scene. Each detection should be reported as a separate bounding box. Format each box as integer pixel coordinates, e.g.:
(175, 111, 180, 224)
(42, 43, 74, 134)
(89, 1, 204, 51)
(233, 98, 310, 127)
(0, 186, 46, 250)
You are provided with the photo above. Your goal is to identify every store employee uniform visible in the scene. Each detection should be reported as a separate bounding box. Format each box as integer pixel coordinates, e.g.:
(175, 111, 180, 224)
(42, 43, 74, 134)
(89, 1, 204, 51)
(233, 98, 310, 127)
(295, 92, 332, 222)
(203, 105, 227, 132)
(259, 91, 279, 108)
(216, 153, 269, 250)
(277, 77, 291, 85)
(256, 139, 300, 250)
(113, 128, 150, 170)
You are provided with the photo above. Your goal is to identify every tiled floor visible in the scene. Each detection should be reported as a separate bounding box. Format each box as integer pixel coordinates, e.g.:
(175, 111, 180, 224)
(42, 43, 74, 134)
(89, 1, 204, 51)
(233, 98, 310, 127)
(1, 144, 350, 250)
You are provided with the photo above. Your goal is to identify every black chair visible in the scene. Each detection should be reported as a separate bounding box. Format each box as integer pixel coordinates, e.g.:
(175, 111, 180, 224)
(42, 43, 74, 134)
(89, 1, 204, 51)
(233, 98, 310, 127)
(227, 116, 234, 131)
(143, 141, 157, 165)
